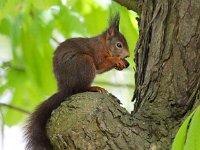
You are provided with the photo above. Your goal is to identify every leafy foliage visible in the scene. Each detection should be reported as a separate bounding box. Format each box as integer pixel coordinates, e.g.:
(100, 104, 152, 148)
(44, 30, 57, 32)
(172, 106, 200, 150)
(0, 0, 138, 126)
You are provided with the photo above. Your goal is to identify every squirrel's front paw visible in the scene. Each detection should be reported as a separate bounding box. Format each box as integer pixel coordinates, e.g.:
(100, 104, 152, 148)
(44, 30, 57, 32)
(115, 58, 129, 70)
(121, 59, 129, 68)
(113, 57, 125, 70)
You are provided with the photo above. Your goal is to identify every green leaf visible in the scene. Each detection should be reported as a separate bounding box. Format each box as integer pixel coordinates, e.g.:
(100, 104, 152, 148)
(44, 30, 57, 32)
(30, 0, 58, 10)
(0, 18, 11, 35)
(0, 0, 24, 21)
(184, 106, 200, 150)
(55, 6, 86, 37)
(172, 106, 200, 150)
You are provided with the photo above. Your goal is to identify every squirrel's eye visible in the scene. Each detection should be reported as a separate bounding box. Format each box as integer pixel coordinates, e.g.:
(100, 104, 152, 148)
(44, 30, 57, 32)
(116, 42, 123, 48)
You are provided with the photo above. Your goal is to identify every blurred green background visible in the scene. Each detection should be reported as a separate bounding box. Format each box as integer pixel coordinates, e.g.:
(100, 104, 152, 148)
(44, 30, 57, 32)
(0, 0, 138, 128)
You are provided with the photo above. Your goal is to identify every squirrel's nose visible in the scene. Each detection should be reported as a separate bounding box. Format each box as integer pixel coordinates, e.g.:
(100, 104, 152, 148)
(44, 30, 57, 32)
(123, 51, 130, 58)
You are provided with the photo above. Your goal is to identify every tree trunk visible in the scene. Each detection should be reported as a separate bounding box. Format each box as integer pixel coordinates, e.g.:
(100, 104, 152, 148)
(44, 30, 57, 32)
(132, 0, 200, 148)
(47, 0, 200, 149)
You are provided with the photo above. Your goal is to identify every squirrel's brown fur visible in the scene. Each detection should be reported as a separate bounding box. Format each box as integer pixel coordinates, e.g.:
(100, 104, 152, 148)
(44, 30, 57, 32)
(24, 14, 130, 150)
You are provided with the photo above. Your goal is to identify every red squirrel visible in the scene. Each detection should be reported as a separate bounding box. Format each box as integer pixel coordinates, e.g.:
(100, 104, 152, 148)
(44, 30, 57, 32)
(24, 14, 130, 150)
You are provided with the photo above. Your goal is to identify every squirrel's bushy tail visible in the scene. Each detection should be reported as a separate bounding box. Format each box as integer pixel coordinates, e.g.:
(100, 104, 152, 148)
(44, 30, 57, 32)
(24, 90, 72, 150)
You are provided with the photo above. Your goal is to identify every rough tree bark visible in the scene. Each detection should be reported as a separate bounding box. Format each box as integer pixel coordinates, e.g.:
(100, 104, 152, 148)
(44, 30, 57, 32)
(132, 0, 200, 149)
(47, 0, 200, 149)
(47, 93, 143, 150)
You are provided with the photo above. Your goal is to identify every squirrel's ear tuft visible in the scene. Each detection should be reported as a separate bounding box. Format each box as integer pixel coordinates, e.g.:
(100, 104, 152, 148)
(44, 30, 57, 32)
(109, 13, 120, 31)
(105, 13, 120, 38)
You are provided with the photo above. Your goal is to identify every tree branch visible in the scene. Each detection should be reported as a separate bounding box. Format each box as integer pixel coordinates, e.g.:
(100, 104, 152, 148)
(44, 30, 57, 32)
(113, 0, 142, 15)
(51, 36, 60, 44)
(0, 103, 30, 114)
(47, 92, 144, 149)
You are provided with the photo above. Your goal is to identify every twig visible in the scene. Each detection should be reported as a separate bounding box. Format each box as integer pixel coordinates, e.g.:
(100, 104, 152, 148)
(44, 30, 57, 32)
(51, 36, 60, 44)
(0, 103, 30, 114)
(1, 61, 25, 72)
